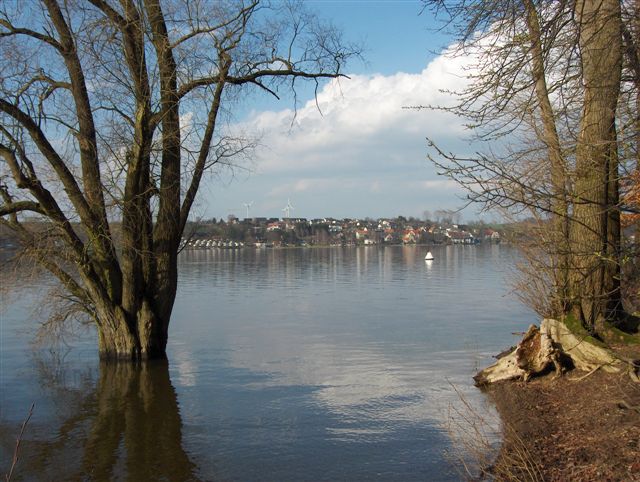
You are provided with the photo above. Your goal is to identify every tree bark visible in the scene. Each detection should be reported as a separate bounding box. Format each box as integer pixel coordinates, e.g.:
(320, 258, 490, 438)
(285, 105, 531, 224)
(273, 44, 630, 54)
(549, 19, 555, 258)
(94, 301, 167, 361)
(571, 0, 624, 332)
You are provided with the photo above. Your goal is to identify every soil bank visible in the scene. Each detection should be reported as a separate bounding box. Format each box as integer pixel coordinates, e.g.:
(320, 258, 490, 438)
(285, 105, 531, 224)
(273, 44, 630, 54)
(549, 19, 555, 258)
(486, 362, 640, 481)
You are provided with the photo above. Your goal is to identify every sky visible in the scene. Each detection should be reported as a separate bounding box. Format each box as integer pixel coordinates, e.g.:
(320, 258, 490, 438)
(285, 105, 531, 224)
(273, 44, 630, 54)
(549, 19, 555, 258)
(196, 0, 479, 222)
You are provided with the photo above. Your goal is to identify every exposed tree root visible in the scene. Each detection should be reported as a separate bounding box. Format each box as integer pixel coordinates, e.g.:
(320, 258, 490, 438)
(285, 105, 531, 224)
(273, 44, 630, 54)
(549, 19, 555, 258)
(474, 318, 636, 386)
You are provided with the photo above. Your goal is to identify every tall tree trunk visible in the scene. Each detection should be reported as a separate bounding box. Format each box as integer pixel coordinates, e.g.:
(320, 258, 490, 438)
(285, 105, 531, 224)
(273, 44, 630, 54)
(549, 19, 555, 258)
(571, 0, 623, 331)
(630, 0, 640, 241)
(524, 0, 571, 315)
(146, 0, 181, 337)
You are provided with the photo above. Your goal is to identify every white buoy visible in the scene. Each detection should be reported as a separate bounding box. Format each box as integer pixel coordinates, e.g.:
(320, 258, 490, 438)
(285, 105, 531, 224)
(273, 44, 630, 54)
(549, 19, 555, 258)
(424, 251, 434, 261)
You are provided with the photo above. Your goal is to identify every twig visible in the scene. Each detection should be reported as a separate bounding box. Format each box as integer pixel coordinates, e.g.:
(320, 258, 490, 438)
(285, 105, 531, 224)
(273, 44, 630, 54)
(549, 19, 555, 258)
(5, 402, 34, 482)
(569, 364, 602, 382)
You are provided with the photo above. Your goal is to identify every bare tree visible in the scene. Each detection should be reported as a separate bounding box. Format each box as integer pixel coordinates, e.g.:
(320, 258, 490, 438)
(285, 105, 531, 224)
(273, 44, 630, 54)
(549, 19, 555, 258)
(0, 0, 359, 360)
(420, 0, 638, 334)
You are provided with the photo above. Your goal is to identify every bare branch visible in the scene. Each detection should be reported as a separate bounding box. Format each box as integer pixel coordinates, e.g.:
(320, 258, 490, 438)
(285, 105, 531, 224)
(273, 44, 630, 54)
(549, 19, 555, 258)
(0, 18, 62, 50)
(0, 200, 44, 217)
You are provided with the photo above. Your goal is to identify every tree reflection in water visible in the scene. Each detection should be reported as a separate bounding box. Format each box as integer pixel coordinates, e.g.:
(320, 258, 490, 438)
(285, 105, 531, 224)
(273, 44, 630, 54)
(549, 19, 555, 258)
(7, 359, 199, 481)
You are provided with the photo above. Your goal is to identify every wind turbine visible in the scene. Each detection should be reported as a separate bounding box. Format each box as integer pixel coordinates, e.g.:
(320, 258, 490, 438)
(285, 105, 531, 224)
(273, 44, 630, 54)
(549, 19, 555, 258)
(243, 201, 253, 219)
(282, 199, 294, 219)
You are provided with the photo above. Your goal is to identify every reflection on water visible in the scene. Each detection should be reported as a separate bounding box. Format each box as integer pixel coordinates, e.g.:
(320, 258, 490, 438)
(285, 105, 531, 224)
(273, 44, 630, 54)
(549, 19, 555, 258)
(1, 245, 535, 480)
(85, 362, 197, 481)
(1, 359, 197, 481)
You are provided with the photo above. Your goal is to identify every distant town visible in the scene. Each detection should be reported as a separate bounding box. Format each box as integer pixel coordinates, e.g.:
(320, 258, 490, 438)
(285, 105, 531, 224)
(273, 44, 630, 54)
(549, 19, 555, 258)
(182, 215, 504, 249)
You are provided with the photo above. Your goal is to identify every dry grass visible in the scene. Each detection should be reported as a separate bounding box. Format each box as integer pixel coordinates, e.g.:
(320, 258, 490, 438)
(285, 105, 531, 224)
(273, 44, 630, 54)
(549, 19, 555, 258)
(444, 382, 544, 481)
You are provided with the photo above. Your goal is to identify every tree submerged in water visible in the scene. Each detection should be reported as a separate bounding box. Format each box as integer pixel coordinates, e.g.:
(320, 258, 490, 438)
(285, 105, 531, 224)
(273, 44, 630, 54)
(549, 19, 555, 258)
(0, 0, 358, 360)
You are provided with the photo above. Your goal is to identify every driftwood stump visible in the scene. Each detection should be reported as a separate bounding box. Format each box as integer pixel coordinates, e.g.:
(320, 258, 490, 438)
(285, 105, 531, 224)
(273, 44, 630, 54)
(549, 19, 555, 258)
(474, 319, 623, 386)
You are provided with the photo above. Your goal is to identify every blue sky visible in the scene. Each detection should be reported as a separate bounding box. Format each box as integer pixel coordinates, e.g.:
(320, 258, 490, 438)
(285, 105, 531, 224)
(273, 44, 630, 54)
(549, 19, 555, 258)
(197, 0, 477, 222)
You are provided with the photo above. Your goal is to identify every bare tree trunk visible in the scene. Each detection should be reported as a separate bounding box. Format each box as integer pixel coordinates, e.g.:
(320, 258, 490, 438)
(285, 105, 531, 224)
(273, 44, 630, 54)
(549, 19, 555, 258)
(571, 0, 624, 331)
(629, 0, 640, 242)
(146, 0, 181, 340)
(524, 0, 571, 315)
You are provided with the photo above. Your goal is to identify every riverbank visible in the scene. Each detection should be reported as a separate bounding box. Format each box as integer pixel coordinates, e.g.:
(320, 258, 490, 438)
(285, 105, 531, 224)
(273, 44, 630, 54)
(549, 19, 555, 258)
(486, 363, 640, 480)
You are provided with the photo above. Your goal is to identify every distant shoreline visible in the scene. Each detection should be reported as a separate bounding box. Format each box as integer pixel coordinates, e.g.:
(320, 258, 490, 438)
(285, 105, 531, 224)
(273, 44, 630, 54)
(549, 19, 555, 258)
(180, 241, 504, 251)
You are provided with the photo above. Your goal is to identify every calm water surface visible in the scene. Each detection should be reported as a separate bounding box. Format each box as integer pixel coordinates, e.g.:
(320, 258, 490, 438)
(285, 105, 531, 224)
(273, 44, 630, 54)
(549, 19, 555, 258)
(1, 245, 536, 481)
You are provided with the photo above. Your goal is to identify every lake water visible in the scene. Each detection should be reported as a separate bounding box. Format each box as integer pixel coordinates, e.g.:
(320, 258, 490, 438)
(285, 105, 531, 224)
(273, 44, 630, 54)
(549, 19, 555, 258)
(0, 244, 536, 481)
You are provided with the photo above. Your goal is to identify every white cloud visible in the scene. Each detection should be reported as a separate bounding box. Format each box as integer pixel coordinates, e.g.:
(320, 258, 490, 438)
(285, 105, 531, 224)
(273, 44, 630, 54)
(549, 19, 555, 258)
(205, 47, 477, 220)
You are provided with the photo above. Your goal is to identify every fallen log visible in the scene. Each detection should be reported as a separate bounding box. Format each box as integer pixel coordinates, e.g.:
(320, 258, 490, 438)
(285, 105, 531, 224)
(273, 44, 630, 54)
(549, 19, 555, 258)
(474, 318, 624, 386)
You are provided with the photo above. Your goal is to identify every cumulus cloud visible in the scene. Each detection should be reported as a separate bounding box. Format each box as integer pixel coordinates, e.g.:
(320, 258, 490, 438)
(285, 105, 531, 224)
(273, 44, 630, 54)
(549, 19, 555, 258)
(204, 48, 476, 220)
